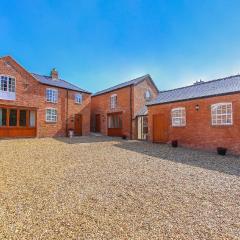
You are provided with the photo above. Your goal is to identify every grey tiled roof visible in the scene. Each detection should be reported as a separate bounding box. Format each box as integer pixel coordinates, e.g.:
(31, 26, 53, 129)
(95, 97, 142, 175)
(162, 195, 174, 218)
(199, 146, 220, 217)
(93, 74, 158, 96)
(32, 73, 91, 93)
(136, 106, 148, 116)
(147, 75, 240, 106)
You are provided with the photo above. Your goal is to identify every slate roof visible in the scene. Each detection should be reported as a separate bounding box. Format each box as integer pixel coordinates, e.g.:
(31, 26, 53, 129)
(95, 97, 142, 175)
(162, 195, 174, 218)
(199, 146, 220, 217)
(147, 75, 240, 106)
(32, 73, 91, 93)
(136, 106, 148, 116)
(93, 74, 158, 96)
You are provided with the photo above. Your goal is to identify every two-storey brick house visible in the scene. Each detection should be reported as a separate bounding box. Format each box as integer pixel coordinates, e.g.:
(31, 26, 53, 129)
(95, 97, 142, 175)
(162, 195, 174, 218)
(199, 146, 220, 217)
(91, 75, 159, 139)
(0, 56, 91, 138)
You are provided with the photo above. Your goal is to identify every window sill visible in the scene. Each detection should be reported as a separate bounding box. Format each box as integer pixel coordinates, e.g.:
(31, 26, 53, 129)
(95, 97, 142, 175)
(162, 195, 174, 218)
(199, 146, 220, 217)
(45, 121, 57, 124)
(172, 126, 186, 128)
(46, 101, 58, 104)
(211, 124, 233, 128)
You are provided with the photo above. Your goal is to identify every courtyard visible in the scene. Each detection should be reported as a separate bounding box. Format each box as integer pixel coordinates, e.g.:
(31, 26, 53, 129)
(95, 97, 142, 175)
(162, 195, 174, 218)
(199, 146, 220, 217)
(0, 136, 239, 239)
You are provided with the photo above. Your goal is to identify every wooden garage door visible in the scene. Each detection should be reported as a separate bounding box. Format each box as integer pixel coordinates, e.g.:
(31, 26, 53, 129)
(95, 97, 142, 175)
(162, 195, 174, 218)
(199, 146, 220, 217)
(152, 114, 168, 143)
(108, 112, 122, 137)
(0, 106, 37, 138)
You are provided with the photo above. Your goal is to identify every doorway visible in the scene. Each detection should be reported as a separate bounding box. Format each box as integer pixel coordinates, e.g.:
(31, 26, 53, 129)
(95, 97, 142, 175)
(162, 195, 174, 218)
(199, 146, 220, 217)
(95, 114, 101, 132)
(74, 114, 82, 136)
(137, 116, 148, 140)
(152, 114, 168, 143)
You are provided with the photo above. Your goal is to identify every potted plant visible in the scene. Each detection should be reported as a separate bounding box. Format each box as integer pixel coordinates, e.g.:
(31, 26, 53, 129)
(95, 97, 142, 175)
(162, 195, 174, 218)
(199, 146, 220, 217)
(68, 129, 74, 138)
(217, 147, 227, 156)
(171, 140, 178, 148)
(122, 135, 127, 140)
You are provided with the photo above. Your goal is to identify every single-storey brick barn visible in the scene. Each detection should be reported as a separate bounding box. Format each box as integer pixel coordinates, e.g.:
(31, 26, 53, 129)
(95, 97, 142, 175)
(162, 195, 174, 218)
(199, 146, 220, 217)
(147, 75, 240, 155)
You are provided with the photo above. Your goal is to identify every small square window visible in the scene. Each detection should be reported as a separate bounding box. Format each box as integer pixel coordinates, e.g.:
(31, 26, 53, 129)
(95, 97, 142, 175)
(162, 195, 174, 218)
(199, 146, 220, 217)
(46, 109, 57, 122)
(171, 107, 186, 127)
(211, 103, 232, 125)
(46, 88, 58, 103)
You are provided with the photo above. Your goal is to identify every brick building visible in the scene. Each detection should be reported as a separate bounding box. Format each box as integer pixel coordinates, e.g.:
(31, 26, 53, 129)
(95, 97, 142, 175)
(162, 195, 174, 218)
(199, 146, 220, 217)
(0, 56, 91, 138)
(147, 75, 240, 155)
(91, 75, 158, 139)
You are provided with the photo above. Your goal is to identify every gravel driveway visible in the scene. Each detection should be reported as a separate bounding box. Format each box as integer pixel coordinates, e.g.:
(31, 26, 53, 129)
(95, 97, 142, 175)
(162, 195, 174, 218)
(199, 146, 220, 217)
(0, 136, 239, 239)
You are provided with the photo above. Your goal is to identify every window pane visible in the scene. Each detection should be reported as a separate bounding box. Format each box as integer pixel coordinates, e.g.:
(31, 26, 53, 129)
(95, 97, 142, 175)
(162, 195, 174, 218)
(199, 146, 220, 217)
(172, 108, 186, 126)
(9, 109, 17, 126)
(0, 108, 7, 126)
(1, 76, 7, 91)
(19, 110, 27, 127)
(46, 89, 58, 103)
(8, 78, 16, 92)
(29, 111, 36, 127)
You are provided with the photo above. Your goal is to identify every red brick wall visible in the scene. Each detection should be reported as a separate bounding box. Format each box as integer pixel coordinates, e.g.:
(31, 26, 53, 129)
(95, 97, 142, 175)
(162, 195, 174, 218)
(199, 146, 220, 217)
(91, 86, 132, 138)
(148, 94, 240, 154)
(0, 57, 91, 137)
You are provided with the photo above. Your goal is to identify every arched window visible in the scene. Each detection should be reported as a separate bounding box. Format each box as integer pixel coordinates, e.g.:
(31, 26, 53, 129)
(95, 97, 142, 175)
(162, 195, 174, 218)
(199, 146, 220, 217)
(144, 90, 151, 101)
(171, 107, 186, 127)
(110, 94, 117, 109)
(211, 103, 232, 125)
(75, 93, 83, 104)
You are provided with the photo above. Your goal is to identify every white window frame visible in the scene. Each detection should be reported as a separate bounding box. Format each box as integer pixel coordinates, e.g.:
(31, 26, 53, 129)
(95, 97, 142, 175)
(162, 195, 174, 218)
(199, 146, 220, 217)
(110, 94, 117, 109)
(75, 93, 83, 104)
(45, 108, 57, 123)
(46, 88, 58, 103)
(211, 103, 233, 126)
(0, 75, 16, 100)
(171, 107, 186, 127)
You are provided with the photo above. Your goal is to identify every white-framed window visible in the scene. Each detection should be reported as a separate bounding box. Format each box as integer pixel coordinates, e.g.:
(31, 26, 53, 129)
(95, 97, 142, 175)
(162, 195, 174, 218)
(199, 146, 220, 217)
(46, 108, 57, 122)
(110, 94, 117, 109)
(0, 75, 16, 100)
(211, 103, 233, 125)
(75, 93, 83, 104)
(144, 90, 151, 101)
(171, 107, 186, 127)
(46, 88, 58, 103)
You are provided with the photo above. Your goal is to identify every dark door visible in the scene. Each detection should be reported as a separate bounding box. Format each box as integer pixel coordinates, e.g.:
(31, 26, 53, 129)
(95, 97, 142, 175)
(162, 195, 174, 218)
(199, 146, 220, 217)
(95, 114, 101, 132)
(74, 114, 82, 136)
(152, 114, 168, 143)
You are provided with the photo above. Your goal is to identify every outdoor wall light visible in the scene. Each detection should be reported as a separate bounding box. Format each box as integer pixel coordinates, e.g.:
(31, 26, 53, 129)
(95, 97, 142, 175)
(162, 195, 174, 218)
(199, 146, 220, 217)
(195, 104, 200, 111)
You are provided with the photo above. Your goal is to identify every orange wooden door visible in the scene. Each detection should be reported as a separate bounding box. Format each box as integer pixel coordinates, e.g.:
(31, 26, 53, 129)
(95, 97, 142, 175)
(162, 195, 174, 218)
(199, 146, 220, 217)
(95, 114, 101, 132)
(74, 114, 82, 136)
(153, 114, 168, 143)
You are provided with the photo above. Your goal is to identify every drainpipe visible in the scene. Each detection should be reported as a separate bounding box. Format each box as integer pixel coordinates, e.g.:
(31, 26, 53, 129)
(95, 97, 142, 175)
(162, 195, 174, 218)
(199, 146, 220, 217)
(130, 85, 133, 140)
(66, 90, 69, 136)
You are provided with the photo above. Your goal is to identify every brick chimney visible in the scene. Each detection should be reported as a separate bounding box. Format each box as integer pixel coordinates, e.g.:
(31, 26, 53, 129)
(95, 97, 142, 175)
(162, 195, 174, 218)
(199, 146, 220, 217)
(50, 68, 58, 80)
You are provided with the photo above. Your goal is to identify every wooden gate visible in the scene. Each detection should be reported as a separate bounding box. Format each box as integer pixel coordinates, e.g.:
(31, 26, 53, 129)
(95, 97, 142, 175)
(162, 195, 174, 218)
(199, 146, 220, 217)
(152, 114, 168, 143)
(74, 114, 82, 136)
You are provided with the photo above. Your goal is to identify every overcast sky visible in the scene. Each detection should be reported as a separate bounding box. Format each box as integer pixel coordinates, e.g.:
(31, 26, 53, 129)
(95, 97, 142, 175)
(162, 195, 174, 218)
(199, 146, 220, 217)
(1, 0, 240, 93)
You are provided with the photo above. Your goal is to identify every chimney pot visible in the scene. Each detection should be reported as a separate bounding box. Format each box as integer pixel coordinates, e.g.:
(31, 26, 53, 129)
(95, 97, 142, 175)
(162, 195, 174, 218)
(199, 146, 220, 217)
(51, 68, 58, 80)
